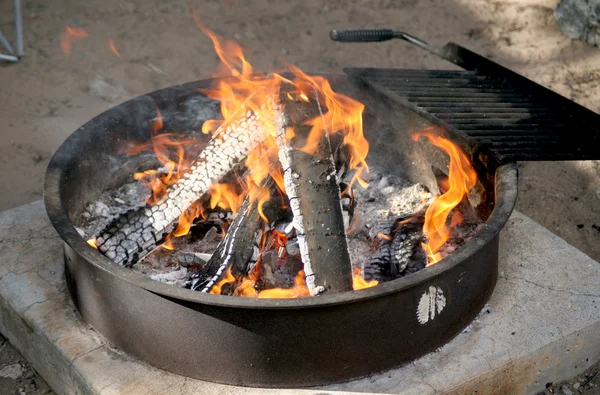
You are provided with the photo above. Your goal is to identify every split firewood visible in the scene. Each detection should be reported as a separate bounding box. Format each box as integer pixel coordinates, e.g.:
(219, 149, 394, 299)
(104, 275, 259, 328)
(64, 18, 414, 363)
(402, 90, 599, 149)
(95, 107, 274, 267)
(276, 84, 353, 295)
(189, 177, 289, 292)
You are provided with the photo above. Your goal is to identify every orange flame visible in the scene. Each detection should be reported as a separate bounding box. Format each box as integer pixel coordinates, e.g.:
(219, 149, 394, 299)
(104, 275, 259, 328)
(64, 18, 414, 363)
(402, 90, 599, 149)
(257, 270, 311, 298)
(106, 38, 121, 57)
(124, 17, 371, 299)
(234, 264, 261, 297)
(209, 267, 237, 295)
(185, 18, 368, 226)
(377, 232, 392, 241)
(173, 201, 205, 237)
(412, 127, 478, 265)
(60, 25, 88, 57)
(352, 268, 379, 290)
(209, 183, 245, 213)
(87, 238, 98, 249)
(129, 108, 197, 204)
(162, 235, 175, 250)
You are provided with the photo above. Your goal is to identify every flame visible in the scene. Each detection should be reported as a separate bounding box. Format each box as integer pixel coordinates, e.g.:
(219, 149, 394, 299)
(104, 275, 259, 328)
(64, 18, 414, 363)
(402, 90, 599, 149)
(129, 108, 197, 205)
(123, 17, 371, 299)
(60, 25, 88, 57)
(162, 235, 175, 250)
(234, 262, 261, 297)
(107, 38, 121, 57)
(209, 183, 245, 213)
(173, 201, 205, 237)
(209, 267, 237, 295)
(189, 17, 369, 224)
(352, 268, 378, 290)
(285, 64, 369, 189)
(377, 232, 392, 241)
(412, 127, 478, 265)
(87, 238, 98, 249)
(257, 270, 310, 298)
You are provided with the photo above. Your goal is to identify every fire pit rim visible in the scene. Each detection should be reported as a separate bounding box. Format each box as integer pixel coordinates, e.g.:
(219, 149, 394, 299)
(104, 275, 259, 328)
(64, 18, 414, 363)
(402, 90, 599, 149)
(44, 78, 518, 309)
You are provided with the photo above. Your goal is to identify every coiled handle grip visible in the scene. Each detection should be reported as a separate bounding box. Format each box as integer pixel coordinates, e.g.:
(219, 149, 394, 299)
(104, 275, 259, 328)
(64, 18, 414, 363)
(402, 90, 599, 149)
(330, 28, 395, 43)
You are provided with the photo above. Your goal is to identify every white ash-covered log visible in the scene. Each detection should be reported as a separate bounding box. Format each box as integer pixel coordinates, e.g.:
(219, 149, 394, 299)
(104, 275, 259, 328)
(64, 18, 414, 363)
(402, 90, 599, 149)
(276, 85, 353, 294)
(94, 107, 273, 266)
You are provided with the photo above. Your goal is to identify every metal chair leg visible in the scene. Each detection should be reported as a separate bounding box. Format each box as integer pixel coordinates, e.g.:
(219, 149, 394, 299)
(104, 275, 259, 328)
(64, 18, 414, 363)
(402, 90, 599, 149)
(0, 54, 19, 62)
(14, 0, 23, 57)
(0, 31, 14, 54)
(0, 0, 23, 62)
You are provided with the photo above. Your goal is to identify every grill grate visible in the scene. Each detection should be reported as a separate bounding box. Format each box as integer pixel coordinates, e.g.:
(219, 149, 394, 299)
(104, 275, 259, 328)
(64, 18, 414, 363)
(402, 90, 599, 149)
(344, 49, 600, 164)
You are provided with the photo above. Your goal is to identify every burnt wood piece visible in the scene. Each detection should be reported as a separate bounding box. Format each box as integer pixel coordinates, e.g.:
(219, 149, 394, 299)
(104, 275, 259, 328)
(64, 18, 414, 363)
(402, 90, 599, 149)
(190, 178, 290, 292)
(391, 215, 427, 276)
(95, 108, 272, 267)
(363, 215, 426, 281)
(276, 85, 353, 294)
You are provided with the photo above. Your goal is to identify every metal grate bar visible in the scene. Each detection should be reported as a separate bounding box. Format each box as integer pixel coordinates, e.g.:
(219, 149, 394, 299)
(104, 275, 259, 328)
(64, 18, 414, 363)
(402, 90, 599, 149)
(345, 66, 600, 163)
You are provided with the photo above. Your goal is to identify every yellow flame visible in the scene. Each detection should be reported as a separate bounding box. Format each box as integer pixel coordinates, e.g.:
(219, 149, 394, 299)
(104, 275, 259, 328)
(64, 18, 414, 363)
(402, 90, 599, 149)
(412, 127, 478, 266)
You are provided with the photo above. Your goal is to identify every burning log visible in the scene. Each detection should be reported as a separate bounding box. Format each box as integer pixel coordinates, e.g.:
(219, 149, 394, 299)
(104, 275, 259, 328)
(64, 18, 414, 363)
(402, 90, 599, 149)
(189, 177, 289, 292)
(96, 108, 271, 266)
(276, 85, 353, 295)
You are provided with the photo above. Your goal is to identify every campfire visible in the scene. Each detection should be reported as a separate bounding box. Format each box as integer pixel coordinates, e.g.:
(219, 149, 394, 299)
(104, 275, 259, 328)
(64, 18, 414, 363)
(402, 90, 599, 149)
(47, 24, 535, 386)
(76, 26, 481, 299)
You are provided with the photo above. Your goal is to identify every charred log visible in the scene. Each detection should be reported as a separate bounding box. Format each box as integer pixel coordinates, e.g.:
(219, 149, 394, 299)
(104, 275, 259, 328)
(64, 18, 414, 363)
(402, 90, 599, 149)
(189, 178, 289, 292)
(276, 85, 353, 294)
(391, 215, 427, 276)
(95, 108, 272, 266)
(363, 214, 426, 282)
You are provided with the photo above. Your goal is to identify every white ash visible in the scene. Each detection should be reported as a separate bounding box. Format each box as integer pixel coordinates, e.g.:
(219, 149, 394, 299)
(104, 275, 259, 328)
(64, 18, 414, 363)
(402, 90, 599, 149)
(76, 181, 150, 238)
(344, 170, 430, 271)
(150, 266, 189, 286)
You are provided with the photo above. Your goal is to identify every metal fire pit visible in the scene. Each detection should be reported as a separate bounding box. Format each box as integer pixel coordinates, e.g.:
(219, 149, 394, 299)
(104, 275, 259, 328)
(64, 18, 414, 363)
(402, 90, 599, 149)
(44, 73, 517, 387)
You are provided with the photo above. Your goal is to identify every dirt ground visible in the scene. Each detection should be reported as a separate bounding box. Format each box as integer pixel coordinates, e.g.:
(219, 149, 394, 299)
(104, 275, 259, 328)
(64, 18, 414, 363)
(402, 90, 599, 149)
(0, 0, 599, 393)
(0, 334, 53, 394)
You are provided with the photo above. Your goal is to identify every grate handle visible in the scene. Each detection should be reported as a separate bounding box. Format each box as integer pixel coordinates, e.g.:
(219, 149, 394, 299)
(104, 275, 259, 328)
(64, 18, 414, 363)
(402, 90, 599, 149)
(330, 28, 396, 42)
(330, 28, 445, 58)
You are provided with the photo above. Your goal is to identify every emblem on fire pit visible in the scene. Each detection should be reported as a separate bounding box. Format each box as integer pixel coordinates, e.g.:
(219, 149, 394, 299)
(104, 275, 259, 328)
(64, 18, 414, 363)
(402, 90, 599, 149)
(417, 286, 446, 324)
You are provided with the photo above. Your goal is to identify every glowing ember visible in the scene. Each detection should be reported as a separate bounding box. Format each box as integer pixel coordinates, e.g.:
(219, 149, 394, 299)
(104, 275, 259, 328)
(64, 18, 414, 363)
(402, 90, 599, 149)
(352, 268, 378, 290)
(106, 38, 121, 57)
(60, 25, 88, 57)
(412, 127, 478, 265)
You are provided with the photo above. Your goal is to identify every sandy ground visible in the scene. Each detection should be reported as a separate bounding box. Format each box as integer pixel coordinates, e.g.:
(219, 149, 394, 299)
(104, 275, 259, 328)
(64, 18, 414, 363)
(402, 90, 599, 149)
(0, 0, 599, 393)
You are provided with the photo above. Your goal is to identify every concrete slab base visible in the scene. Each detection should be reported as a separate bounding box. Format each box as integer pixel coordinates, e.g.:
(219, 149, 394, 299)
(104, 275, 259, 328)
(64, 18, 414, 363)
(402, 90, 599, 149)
(0, 201, 599, 395)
